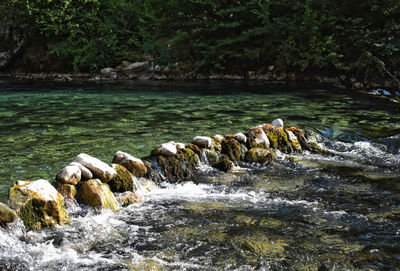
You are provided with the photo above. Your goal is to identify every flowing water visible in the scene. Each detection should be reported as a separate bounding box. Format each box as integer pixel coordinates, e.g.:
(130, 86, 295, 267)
(0, 80, 400, 270)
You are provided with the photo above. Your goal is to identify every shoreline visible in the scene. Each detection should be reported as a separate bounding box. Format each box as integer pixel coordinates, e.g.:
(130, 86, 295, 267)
(0, 71, 398, 91)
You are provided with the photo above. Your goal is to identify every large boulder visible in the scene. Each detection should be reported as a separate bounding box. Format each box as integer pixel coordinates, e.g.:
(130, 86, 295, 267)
(112, 151, 147, 178)
(56, 165, 81, 185)
(8, 179, 69, 231)
(75, 153, 116, 182)
(247, 127, 270, 148)
(0, 202, 17, 223)
(78, 179, 120, 211)
(108, 164, 135, 193)
(69, 162, 93, 179)
(245, 148, 274, 164)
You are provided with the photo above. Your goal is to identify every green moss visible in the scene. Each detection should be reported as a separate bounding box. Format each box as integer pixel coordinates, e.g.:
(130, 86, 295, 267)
(211, 136, 223, 153)
(245, 148, 274, 164)
(263, 125, 292, 153)
(19, 198, 46, 231)
(215, 154, 233, 172)
(204, 149, 218, 166)
(108, 164, 135, 193)
(158, 148, 199, 183)
(221, 137, 241, 162)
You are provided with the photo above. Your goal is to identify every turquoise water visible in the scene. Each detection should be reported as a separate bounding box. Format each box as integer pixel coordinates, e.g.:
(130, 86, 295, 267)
(0, 80, 400, 270)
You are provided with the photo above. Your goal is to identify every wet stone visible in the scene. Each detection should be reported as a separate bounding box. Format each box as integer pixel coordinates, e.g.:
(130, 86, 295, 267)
(112, 151, 147, 178)
(56, 165, 81, 185)
(75, 153, 116, 182)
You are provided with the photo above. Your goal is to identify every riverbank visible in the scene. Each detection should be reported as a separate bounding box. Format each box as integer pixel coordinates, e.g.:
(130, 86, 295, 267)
(0, 69, 398, 91)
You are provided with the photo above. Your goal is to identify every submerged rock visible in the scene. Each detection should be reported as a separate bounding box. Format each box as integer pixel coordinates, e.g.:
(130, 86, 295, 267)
(108, 164, 135, 193)
(0, 202, 17, 223)
(78, 179, 120, 211)
(247, 127, 270, 148)
(56, 165, 81, 185)
(75, 153, 116, 182)
(112, 151, 147, 177)
(115, 191, 141, 207)
(8, 179, 69, 231)
(151, 142, 178, 156)
(192, 136, 212, 149)
(245, 148, 274, 164)
(69, 162, 93, 179)
(158, 148, 199, 183)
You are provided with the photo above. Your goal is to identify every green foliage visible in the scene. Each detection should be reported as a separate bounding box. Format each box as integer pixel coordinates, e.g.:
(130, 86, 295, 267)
(2, 0, 400, 78)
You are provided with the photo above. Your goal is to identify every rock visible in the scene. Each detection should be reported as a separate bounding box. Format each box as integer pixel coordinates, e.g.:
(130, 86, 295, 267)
(0, 202, 17, 223)
(247, 127, 270, 148)
(75, 153, 116, 182)
(233, 133, 247, 144)
(192, 136, 212, 149)
(69, 162, 93, 179)
(185, 144, 202, 155)
(268, 65, 275, 71)
(158, 148, 199, 183)
(115, 191, 141, 207)
(56, 165, 81, 185)
(286, 128, 324, 152)
(142, 159, 163, 184)
(261, 124, 292, 153)
(245, 148, 274, 164)
(211, 135, 223, 153)
(215, 155, 234, 173)
(123, 62, 149, 72)
(8, 179, 69, 231)
(57, 184, 77, 202)
(175, 142, 186, 150)
(112, 151, 147, 178)
(221, 137, 242, 162)
(116, 60, 132, 72)
(108, 164, 135, 193)
(271, 118, 284, 128)
(204, 149, 218, 166)
(151, 142, 178, 156)
(78, 179, 120, 211)
(285, 129, 302, 151)
(100, 67, 117, 78)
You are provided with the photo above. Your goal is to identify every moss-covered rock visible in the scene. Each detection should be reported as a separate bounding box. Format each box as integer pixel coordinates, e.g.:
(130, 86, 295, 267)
(221, 137, 241, 162)
(112, 151, 147, 178)
(185, 143, 202, 155)
(57, 183, 77, 202)
(204, 149, 218, 167)
(215, 154, 234, 173)
(158, 148, 199, 183)
(8, 179, 69, 231)
(108, 164, 135, 193)
(285, 129, 302, 151)
(78, 179, 120, 211)
(211, 135, 223, 153)
(0, 202, 17, 223)
(262, 124, 292, 153)
(245, 148, 274, 164)
(286, 128, 324, 152)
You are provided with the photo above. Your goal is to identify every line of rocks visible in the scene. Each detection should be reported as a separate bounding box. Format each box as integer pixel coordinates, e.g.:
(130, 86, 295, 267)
(1, 119, 323, 231)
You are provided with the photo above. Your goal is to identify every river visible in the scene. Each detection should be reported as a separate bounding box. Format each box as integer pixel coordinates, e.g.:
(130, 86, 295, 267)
(0, 80, 399, 270)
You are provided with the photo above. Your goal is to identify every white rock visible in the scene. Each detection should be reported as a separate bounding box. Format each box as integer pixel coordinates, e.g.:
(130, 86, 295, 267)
(75, 153, 116, 182)
(20, 179, 59, 202)
(192, 136, 212, 148)
(175, 142, 186, 150)
(124, 62, 149, 72)
(285, 130, 297, 142)
(69, 162, 93, 179)
(233, 133, 247, 143)
(152, 142, 177, 156)
(56, 165, 81, 185)
(271, 118, 284, 128)
(247, 127, 270, 148)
